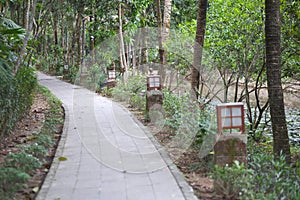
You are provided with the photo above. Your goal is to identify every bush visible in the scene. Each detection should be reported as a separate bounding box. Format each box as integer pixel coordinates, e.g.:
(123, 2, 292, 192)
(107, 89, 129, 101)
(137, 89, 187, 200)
(0, 167, 30, 200)
(212, 161, 254, 199)
(129, 94, 145, 110)
(212, 153, 300, 200)
(162, 91, 216, 146)
(0, 17, 37, 140)
(86, 64, 107, 91)
(21, 144, 48, 159)
(4, 152, 41, 174)
(111, 74, 147, 107)
(33, 133, 54, 148)
(0, 66, 37, 140)
(162, 90, 183, 130)
(247, 152, 300, 199)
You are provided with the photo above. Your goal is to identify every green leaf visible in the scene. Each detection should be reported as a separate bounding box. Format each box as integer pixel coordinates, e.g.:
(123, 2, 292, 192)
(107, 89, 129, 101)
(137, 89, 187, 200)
(58, 157, 67, 161)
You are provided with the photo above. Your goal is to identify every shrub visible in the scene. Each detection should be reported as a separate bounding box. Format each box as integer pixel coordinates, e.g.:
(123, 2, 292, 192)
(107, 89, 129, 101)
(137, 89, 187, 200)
(162, 91, 216, 146)
(0, 66, 37, 140)
(111, 74, 147, 105)
(0, 167, 30, 200)
(129, 94, 145, 110)
(33, 133, 54, 148)
(212, 161, 254, 199)
(20, 144, 48, 159)
(247, 152, 300, 199)
(86, 64, 107, 91)
(4, 152, 41, 174)
(212, 152, 300, 200)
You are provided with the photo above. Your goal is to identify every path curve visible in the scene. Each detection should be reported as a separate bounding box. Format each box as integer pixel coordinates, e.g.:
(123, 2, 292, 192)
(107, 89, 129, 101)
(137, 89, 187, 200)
(36, 72, 196, 200)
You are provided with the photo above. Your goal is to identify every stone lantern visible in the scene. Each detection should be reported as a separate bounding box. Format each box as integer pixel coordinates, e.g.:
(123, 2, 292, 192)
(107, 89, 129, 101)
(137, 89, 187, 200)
(107, 69, 117, 89)
(214, 102, 247, 167)
(145, 71, 163, 122)
(147, 75, 162, 91)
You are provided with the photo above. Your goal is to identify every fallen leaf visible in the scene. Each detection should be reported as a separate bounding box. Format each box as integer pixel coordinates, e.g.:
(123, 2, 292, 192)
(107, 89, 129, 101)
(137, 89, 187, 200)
(32, 187, 39, 193)
(58, 157, 67, 161)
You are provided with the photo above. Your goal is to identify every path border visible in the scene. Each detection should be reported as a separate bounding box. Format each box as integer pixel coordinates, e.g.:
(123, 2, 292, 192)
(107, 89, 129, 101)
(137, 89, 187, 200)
(36, 104, 69, 200)
(117, 103, 198, 200)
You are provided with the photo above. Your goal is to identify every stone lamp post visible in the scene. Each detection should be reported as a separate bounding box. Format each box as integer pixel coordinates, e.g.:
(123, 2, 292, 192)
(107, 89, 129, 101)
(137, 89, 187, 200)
(214, 103, 247, 167)
(107, 69, 117, 89)
(146, 73, 164, 122)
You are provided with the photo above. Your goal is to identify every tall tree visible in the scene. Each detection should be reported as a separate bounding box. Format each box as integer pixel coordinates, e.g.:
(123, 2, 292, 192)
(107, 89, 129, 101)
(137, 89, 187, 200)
(118, 1, 128, 81)
(191, 0, 208, 100)
(157, 0, 172, 86)
(14, 0, 37, 73)
(265, 0, 291, 162)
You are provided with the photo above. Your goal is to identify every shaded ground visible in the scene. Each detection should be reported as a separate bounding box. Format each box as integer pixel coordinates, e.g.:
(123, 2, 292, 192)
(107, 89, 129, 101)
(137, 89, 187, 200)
(0, 92, 63, 199)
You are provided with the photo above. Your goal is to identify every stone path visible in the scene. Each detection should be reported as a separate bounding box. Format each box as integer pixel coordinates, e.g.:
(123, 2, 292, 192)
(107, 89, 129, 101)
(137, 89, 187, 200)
(36, 72, 196, 200)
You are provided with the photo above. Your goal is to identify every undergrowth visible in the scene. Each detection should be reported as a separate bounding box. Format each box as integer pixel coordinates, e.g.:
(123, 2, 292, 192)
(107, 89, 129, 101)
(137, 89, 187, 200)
(0, 85, 63, 199)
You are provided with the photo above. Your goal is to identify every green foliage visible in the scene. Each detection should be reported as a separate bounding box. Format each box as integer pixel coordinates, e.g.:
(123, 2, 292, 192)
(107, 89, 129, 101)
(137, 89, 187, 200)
(213, 151, 300, 199)
(0, 16, 25, 70)
(0, 85, 63, 198)
(21, 144, 48, 159)
(162, 91, 216, 145)
(281, 0, 300, 80)
(86, 63, 107, 91)
(111, 74, 147, 108)
(162, 90, 185, 130)
(212, 161, 254, 199)
(0, 16, 37, 140)
(205, 0, 265, 74)
(0, 167, 30, 200)
(126, 74, 147, 94)
(247, 152, 300, 199)
(0, 66, 37, 140)
(33, 133, 54, 148)
(4, 152, 41, 174)
(129, 94, 145, 111)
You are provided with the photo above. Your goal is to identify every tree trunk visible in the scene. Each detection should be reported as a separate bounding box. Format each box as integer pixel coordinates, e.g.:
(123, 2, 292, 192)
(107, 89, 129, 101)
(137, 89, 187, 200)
(118, 2, 128, 82)
(156, 0, 172, 86)
(191, 0, 208, 100)
(265, 0, 291, 162)
(14, 0, 37, 73)
(23, 0, 30, 30)
(155, 0, 163, 65)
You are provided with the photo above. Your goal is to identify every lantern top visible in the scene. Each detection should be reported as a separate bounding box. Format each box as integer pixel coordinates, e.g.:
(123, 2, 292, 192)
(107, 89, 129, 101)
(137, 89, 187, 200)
(217, 102, 244, 107)
(147, 75, 161, 91)
(216, 103, 245, 135)
(108, 70, 116, 80)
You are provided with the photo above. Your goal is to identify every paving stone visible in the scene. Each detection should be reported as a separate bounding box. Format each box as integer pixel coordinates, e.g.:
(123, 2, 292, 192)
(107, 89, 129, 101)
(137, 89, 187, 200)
(36, 72, 196, 200)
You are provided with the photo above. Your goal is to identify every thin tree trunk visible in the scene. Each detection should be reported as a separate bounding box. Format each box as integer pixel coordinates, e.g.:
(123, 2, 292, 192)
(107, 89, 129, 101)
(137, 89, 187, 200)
(191, 0, 208, 100)
(160, 0, 172, 86)
(156, 0, 163, 68)
(118, 2, 128, 82)
(23, 0, 30, 30)
(14, 0, 37, 73)
(265, 0, 291, 162)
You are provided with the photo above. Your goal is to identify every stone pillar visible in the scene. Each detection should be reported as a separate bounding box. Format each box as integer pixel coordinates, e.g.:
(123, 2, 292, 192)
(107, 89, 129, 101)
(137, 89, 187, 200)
(146, 90, 164, 121)
(213, 133, 247, 167)
(107, 80, 117, 89)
